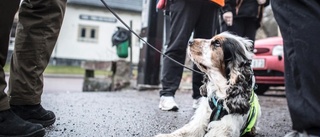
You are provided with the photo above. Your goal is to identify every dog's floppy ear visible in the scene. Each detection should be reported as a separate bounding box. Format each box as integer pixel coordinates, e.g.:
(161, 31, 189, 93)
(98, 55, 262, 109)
(225, 61, 253, 114)
(221, 37, 253, 114)
(222, 37, 250, 81)
(225, 84, 250, 114)
(225, 67, 253, 114)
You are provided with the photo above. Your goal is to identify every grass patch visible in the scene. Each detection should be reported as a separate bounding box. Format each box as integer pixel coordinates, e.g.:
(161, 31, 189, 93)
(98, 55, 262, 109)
(44, 65, 85, 74)
(3, 64, 10, 73)
(45, 65, 113, 76)
(3, 64, 111, 76)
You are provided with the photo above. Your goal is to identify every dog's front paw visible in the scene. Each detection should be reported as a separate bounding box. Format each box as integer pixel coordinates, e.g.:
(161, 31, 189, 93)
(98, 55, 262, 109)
(205, 122, 230, 137)
(205, 121, 239, 137)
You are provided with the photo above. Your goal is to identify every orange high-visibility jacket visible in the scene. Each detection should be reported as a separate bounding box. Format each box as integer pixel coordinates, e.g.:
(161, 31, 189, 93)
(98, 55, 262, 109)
(211, 0, 225, 7)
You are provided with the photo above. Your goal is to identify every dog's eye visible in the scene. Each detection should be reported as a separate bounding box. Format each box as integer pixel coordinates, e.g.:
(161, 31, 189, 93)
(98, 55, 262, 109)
(211, 40, 221, 47)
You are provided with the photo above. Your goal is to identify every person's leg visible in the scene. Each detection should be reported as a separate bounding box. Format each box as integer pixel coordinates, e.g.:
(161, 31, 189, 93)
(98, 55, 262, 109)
(159, 0, 202, 111)
(0, 1, 46, 136)
(272, 0, 320, 135)
(8, 0, 66, 127)
(192, 1, 219, 100)
(243, 17, 259, 42)
(228, 18, 245, 36)
(160, 0, 201, 97)
(0, 0, 20, 112)
(9, 0, 66, 105)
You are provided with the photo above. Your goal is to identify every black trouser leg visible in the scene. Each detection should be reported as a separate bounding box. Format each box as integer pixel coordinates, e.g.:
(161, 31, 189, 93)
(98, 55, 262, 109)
(192, 3, 219, 99)
(272, 0, 320, 134)
(191, 65, 203, 99)
(229, 17, 259, 42)
(160, 0, 199, 97)
(0, 0, 20, 111)
(229, 18, 245, 37)
(8, 0, 66, 105)
(243, 18, 259, 42)
(160, 0, 218, 99)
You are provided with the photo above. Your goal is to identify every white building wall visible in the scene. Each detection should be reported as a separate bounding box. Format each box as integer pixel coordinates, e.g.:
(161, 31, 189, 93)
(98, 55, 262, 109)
(54, 5, 142, 64)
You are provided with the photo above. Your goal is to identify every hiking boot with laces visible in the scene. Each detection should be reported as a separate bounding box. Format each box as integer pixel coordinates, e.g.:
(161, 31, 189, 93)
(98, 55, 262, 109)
(11, 104, 56, 127)
(0, 109, 45, 137)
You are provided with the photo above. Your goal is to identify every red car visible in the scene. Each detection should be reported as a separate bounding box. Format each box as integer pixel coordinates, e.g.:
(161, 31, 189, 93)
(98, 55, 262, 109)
(252, 37, 284, 95)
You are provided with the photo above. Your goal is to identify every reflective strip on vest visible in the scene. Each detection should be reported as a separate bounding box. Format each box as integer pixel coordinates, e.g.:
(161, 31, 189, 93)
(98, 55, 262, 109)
(241, 92, 260, 136)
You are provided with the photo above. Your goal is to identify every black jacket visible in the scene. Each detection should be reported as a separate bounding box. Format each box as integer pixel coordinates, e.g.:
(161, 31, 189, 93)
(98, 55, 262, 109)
(222, 0, 269, 20)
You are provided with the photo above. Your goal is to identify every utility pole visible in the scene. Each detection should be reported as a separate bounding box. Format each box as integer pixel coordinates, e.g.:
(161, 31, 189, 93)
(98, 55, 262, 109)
(137, 0, 164, 87)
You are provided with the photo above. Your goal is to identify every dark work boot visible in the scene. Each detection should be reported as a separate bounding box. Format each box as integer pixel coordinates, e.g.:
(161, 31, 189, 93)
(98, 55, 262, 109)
(11, 104, 56, 127)
(0, 109, 45, 137)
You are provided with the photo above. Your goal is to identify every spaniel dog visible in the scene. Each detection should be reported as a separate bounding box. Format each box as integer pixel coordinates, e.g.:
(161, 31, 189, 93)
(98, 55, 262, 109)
(155, 32, 261, 137)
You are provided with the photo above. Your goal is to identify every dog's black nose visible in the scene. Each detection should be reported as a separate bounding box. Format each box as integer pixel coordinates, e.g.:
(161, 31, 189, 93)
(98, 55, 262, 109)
(188, 40, 194, 46)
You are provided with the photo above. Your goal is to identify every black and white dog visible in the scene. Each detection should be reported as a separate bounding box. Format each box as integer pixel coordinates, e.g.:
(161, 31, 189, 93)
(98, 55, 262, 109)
(155, 32, 261, 137)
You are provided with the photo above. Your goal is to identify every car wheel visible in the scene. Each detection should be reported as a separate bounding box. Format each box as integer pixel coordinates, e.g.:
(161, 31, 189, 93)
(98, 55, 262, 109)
(255, 84, 269, 95)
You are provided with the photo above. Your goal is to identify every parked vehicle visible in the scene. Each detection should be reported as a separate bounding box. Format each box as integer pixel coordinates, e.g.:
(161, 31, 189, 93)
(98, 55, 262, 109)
(252, 37, 284, 95)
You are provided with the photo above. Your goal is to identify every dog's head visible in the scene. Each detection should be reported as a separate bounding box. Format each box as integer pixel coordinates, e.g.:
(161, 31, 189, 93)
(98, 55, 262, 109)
(187, 32, 254, 114)
(187, 32, 253, 78)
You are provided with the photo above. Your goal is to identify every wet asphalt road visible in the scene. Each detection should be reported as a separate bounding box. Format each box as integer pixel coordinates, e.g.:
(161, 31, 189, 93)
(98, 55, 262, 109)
(7, 75, 292, 137)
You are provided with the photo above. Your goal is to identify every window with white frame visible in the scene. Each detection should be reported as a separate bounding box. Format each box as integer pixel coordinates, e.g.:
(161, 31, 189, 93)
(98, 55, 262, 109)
(78, 25, 99, 43)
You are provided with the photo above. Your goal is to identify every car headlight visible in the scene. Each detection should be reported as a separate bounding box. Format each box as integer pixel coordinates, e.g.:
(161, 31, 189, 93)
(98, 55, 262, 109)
(272, 45, 283, 56)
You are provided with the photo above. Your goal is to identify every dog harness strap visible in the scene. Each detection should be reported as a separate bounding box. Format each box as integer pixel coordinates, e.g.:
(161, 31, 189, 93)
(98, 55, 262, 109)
(213, 102, 222, 120)
(240, 90, 260, 136)
(209, 96, 227, 121)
